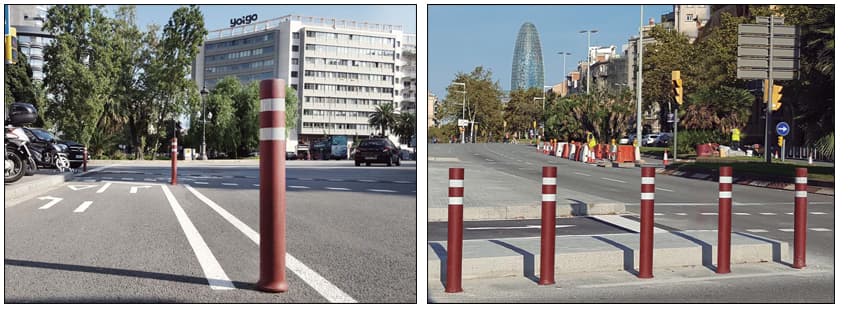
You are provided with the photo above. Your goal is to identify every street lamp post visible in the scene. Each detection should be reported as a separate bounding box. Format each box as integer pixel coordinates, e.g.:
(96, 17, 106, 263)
(637, 5, 644, 149)
(451, 82, 467, 143)
(534, 96, 545, 139)
(557, 52, 571, 95)
(200, 86, 209, 160)
(579, 30, 598, 95)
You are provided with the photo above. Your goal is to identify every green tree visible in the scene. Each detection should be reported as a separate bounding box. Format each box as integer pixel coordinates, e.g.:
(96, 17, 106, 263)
(641, 25, 694, 111)
(679, 86, 754, 134)
(206, 76, 239, 157)
(369, 102, 396, 137)
(285, 86, 299, 137)
(393, 112, 416, 146)
(504, 88, 543, 138)
(445, 66, 504, 142)
(43, 5, 113, 149)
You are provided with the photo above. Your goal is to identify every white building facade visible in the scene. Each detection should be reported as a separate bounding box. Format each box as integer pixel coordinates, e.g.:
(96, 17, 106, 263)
(193, 15, 415, 153)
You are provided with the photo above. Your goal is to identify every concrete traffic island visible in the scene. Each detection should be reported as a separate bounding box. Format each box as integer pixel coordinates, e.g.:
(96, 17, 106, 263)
(427, 230, 788, 282)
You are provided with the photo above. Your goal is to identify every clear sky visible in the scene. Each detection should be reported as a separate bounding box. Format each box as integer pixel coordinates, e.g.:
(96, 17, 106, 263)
(428, 5, 672, 99)
(112, 4, 415, 35)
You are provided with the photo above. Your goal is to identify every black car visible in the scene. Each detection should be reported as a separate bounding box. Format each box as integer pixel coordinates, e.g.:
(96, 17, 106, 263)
(353, 138, 401, 167)
(23, 128, 86, 169)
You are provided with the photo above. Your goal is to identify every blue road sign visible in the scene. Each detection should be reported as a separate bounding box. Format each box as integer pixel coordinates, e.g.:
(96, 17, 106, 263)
(776, 122, 790, 136)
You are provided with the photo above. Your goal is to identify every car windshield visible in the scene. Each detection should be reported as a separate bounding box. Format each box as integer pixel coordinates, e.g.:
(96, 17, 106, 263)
(30, 129, 55, 141)
(360, 140, 387, 148)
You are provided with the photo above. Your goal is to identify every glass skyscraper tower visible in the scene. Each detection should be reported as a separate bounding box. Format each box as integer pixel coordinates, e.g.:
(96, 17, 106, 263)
(511, 22, 544, 91)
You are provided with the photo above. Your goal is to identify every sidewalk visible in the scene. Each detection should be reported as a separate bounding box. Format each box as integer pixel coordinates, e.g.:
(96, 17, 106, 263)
(427, 160, 625, 221)
(427, 230, 788, 282)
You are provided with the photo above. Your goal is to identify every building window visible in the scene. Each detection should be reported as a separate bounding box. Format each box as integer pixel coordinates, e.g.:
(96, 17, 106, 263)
(292, 32, 300, 39)
(292, 58, 299, 65)
(292, 45, 299, 52)
(686, 14, 694, 21)
(291, 84, 298, 91)
(291, 71, 299, 78)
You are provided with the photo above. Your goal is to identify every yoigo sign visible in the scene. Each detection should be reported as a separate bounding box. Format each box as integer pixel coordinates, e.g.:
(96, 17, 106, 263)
(230, 14, 259, 27)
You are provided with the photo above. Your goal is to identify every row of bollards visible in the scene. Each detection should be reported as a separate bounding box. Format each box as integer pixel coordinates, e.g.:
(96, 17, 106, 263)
(444, 165, 809, 292)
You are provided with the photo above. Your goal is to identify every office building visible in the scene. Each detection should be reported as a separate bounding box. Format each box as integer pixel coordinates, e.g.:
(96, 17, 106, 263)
(511, 22, 544, 91)
(193, 14, 415, 152)
(7, 5, 53, 81)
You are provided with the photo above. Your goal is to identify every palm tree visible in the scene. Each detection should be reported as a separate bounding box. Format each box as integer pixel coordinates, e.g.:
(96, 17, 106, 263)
(393, 112, 416, 146)
(369, 103, 396, 137)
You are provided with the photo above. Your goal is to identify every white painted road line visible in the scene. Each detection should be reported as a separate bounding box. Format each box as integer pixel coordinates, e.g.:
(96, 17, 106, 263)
(73, 201, 93, 213)
(592, 215, 667, 233)
(779, 229, 794, 232)
(130, 185, 152, 194)
(184, 185, 356, 303)
(602, 177, 627, 183)
(393, 180, 412, 184)
(656, 187, 674, 192)
(368, 189, 397, 193)
(760, 213, 777, 216)
(326, 187, 350, 191)
(734, 212, 751, 216)
(195, 182, 209, 185)
(253, 184, 260, 187)
(574, 172, 591, 177)
(102, 177, 113, 180)
(37, 196, 63, 210)
(289, 186, 309, 189)
(810, 228, 832, 232)
(746, 229, 768, 233)
(700, 213, 718, 216)
(96, 182, 112, 194)
(222, 183, 238, 186)
(811, 212, 827, 215)
(578, 270, 830, 289)
(161, 185, 234, 290)
(358, 179, 377, 183)
(674, 213, 688, 216)
(466, 225, 575, 230)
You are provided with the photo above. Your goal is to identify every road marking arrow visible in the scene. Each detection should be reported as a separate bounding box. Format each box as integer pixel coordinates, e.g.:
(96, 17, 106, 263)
(130, 185, 152, 194)
(67, 184, 98, 191)
(466, 225, 575, 231)
(37, 196, 63, 209)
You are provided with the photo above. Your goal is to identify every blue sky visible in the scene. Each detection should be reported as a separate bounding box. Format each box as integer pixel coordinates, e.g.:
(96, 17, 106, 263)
(429, 5, 672, 99)
(114, 5, 415, 34)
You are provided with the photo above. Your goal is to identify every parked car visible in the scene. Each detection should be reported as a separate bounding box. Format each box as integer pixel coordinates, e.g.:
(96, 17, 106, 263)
(642, 133, 660, 146)
(654, 133, 673, 147)
(23, 127, 86, 169)
(353, 138, 401, 167)
(619, 133, 636, 145)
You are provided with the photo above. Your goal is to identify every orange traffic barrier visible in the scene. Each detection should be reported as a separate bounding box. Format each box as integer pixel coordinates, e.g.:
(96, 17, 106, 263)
(617, 145, 636, 163)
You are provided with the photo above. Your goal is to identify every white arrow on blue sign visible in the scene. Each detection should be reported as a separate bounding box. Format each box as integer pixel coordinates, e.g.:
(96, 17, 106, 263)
(776, 122, 790, 136)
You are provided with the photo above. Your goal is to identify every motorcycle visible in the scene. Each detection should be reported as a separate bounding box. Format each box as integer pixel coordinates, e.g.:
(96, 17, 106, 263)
(23, 127, 71, 172)
(5, 128, 28, 183)
(5, 125, 38, 176)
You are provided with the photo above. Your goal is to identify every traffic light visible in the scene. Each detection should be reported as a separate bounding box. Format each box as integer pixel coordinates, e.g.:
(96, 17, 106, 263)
(771, 84, 783, 111)
(778, 136, 784, 147)
(671, 70, 683, 105)
(5, 27, 17, 65)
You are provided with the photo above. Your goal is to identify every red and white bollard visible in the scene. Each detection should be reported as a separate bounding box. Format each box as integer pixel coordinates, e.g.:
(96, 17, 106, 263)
(446, 168, 465, 293)
(539, 166, 557, 285)
(170, 137, 177, 185)
(717, 166, 733, 274)
(639, 167, 655, 278)
(793, 168, 808, 269)
(256, 79, 289, 292)
(83, 147, 88, 172)
(663, 149, 669, 166)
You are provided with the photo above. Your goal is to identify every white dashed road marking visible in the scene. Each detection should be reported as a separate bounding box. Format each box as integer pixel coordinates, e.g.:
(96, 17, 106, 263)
(289, 186, 309, 189)
(96, 182, 112, 194)
(222, 183, 238, 186)
(73, 201, 93, 213)
(37, 196, 63, 210)
(326, 187, 350, 191)
(368, 189, 397, 193)
(602, 177, 626, 183)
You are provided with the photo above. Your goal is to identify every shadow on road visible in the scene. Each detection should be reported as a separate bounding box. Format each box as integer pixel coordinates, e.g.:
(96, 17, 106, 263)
(591, 236, 638, 276)
(4, 258, 257, 291)
(427, 242, 448, 289)
(670, 232, 717, 272)
(488, 239, 539, 283)
(733, 231, 790, 266)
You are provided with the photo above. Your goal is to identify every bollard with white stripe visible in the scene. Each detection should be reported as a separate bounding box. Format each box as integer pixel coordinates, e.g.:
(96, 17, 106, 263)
(446, 168, 465, 293)
(639, 167, 655, 279)
(83, 147, 88, 172)
(717, 166, 733, 274)
(539, 166, 557, 285)
(793, 168, 808, 269)
(171, 137, 178, 185)
(256, 79, 289, 293)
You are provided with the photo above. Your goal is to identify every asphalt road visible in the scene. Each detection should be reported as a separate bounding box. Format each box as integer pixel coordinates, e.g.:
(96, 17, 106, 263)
(427, 143, 834, 302)
(5, 161, 416, 303)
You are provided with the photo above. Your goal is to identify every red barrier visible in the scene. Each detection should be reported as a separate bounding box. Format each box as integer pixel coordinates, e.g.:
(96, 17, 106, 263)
(170, 137, 177, 185)
(573, 142, 582, 161)
(540, 166, 557, 285)
(717, 166, 733, 274)
(793, 168, 808, 269)
(639, 167, 655, 278)
(561, 143, 570, 159)
(257, 79, 289, 292)
(446, 168, 465, 293)
(617, 145, 635, 163)
(83, 147, 88, 172)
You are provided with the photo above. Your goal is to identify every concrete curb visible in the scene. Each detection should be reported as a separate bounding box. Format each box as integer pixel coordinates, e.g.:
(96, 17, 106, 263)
(428, 202, 627, 222)
(427, 231, 789, 281)
(657, 169, 834, 196)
